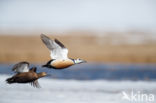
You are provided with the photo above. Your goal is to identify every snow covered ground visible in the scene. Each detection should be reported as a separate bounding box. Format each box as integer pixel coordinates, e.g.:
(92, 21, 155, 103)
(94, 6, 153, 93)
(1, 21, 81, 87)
(0, 75, 156, 103)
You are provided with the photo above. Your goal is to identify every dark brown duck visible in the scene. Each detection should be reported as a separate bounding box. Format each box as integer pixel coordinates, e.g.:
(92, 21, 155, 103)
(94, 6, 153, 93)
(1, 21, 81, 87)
(6, 61, 47, 88)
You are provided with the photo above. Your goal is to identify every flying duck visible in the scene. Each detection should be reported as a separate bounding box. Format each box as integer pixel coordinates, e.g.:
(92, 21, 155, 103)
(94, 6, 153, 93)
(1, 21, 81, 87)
(40, 34, 86, 69)
(6, 61, 47, 88)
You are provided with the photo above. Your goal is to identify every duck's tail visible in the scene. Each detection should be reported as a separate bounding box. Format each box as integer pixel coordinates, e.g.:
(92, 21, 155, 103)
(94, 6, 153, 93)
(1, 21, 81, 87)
(6, 77, 15, 84)
(42, 64, 53, 68)
(42, 64, 47, 68)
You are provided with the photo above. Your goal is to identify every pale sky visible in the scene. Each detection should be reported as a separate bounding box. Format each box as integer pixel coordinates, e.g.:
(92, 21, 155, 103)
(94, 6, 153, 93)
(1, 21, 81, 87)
(0, 0, 156, 34)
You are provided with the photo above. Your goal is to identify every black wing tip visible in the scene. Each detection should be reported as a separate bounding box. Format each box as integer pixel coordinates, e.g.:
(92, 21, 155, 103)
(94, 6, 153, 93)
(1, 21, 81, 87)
(54, 39, 65, 48)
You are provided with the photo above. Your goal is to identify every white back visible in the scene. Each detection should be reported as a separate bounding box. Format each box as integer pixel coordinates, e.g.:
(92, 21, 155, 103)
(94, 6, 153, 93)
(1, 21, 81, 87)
(41, 34, 68, 59)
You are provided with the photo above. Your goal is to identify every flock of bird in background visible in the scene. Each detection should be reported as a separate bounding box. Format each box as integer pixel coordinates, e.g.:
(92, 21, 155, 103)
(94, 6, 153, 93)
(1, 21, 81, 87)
(6, 34, 86, 88)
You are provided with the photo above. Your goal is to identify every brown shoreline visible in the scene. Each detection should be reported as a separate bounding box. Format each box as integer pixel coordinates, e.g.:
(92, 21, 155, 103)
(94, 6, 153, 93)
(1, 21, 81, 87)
(0, 34, 156, 63)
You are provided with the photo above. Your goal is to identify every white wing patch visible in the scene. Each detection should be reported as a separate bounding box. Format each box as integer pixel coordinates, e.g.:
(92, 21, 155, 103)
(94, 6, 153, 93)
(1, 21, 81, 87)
(41, 34, 69, 60)
(12, 62, 29, 73)
(50, 48, 68, 59)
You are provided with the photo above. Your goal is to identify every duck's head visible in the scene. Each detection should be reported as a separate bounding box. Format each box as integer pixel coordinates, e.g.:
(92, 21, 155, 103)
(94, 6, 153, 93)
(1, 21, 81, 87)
(37, 72, 47, 78)
(74, 58, 87, 64)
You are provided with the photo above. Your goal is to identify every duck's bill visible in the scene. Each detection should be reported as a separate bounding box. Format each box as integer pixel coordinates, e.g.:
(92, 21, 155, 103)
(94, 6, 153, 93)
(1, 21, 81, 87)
(83, 60, 87, 63)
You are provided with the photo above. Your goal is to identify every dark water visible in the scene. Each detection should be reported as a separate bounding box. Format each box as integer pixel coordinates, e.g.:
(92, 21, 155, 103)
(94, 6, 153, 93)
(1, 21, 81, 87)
(0, 63, 156, 80)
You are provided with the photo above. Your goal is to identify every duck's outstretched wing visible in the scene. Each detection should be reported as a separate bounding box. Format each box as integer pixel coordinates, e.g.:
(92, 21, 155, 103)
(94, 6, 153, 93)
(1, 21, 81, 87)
(12, 61, 29, 73)
(30, 80, 41, 88)
(40, 34, 68, 59)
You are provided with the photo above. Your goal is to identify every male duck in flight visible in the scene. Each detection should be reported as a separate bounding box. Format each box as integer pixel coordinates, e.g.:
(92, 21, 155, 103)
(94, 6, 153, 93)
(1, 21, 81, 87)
(40, 34, 86, 69)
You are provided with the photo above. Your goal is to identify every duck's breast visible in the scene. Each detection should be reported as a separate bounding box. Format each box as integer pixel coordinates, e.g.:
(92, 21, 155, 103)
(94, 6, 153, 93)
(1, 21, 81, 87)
(51, 59, 74, 69)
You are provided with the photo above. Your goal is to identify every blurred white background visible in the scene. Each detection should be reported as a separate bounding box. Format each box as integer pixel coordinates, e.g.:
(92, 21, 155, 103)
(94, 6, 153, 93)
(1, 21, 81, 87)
(0, 0, 156, 34)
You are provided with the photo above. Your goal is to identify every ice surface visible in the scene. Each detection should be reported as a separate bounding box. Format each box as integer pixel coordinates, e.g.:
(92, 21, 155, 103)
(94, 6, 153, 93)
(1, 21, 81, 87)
(0, 75, 156, 103)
